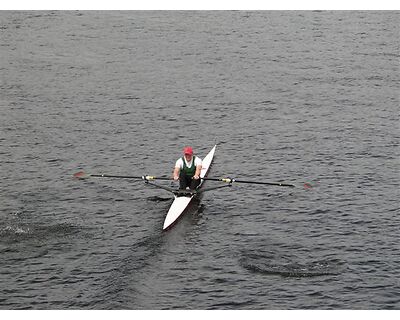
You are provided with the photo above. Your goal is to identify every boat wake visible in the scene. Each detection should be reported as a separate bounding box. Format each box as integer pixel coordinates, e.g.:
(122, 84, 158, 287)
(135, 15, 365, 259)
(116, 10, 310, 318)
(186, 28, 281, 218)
(95, 232, 165, 308)
(240, 253, 345, 278)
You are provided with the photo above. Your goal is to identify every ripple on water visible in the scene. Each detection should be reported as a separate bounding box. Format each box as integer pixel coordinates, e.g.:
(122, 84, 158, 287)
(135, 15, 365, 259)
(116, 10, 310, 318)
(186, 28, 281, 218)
(239, 253, 346, 278)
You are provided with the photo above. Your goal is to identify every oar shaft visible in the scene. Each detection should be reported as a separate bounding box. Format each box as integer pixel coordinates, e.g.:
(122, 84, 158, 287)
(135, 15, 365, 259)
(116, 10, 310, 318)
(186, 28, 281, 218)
(202, 177, 295, 187)
(74, 172, 172, 181)
(102, 175, 172, 181)
(90, 174, 143, 179)
(234, 179, 295, 187)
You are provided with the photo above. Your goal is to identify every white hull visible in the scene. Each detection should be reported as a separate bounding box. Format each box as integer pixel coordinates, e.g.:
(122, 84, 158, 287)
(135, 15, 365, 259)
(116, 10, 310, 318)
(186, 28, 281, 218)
(163, 145, 216, 230)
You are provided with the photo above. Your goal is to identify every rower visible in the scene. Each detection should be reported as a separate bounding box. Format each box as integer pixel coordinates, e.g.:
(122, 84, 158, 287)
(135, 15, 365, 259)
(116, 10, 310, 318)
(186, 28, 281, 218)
(173, 146, 202, 190)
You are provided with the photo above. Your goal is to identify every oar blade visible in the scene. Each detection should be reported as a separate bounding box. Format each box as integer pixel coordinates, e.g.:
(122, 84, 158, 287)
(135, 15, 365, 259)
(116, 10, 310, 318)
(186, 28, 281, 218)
(73, 171, 90, 179)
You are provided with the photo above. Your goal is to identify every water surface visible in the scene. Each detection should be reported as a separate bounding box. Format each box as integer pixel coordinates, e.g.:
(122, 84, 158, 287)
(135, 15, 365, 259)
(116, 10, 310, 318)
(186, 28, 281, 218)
(0, 11, 399, 309)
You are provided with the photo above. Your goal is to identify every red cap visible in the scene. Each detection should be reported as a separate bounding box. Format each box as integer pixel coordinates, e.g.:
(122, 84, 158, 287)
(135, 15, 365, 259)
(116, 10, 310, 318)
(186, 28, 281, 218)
(183, 146, 193, 155)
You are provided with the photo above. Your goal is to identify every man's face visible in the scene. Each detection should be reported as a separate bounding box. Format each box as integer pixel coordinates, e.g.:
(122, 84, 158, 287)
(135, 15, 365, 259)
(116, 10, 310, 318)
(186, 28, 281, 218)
(184, 154, 193, 161)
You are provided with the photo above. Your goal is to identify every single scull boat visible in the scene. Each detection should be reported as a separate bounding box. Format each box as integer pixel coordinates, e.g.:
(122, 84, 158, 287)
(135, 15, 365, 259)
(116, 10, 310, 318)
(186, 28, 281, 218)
(162, 144, 216, 230)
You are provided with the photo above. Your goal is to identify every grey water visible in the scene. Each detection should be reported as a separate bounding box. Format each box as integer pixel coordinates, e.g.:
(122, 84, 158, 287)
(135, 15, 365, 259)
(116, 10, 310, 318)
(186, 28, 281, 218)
(0, 11, 399, 309)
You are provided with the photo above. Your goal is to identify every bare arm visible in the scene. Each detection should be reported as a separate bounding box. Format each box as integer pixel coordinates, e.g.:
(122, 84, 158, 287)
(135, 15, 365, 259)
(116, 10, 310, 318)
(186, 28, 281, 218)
(173, 167, 180, 180)
(194, 165, 202, 179)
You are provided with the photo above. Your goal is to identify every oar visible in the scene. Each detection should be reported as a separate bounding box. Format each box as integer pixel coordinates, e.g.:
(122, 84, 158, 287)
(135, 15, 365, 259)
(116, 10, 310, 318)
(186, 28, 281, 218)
(201, 177, 296, 188)
(73, 171, 172, 181)
(73, 171, 305, 188)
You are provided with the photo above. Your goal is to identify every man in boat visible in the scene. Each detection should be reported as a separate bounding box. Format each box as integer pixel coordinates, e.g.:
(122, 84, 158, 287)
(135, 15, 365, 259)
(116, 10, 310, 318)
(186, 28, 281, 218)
(173, 146, 202, 190)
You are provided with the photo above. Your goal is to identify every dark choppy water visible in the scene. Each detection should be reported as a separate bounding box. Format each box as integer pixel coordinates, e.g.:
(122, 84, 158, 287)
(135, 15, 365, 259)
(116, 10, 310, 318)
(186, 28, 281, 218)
(1, 11, 399, 309)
